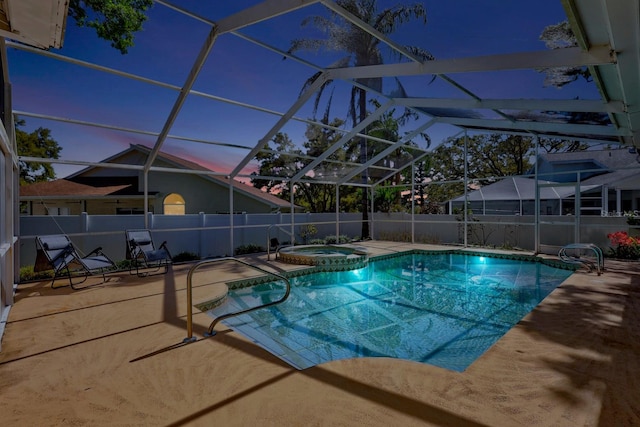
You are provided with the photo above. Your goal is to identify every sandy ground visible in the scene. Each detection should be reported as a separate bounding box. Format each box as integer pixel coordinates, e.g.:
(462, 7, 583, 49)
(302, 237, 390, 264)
(1, 241, 639, 426)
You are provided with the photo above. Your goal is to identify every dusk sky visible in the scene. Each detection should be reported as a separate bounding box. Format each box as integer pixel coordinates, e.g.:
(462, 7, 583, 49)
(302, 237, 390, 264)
(8, 0, 600, 179)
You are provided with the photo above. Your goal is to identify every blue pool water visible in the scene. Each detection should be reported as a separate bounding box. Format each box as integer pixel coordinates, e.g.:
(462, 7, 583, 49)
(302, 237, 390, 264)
(209, 252, 573, 371)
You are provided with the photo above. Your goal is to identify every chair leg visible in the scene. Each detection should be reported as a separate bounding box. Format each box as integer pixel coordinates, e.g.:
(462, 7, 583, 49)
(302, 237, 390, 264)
(133, 259, 169, 277)
(130, 258, 147, 277)
(51, 266, 89, 290)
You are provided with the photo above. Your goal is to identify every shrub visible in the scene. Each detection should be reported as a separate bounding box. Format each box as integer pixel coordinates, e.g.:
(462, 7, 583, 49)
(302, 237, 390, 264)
(324, 235, 337, 244)
(625, 211, 640, 225)
(607, 231, 640, 259)
(416, 234, 441, 244)
(116, 259, 133, 270)
(324, 235, 350, 244)
(378, 231, 411, 242)
(172, 251, 200, 262)
(299, 224, 318, 244)
(19, 265, 54, 282)
(234, 244, 264, 255)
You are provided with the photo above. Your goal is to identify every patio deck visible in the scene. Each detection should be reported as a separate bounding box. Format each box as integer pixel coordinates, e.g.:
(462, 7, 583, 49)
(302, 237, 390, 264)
(1, 241, 638, 426)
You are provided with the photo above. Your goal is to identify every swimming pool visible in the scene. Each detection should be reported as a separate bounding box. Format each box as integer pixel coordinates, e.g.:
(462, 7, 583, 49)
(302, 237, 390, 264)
(208, 252, 573, 371)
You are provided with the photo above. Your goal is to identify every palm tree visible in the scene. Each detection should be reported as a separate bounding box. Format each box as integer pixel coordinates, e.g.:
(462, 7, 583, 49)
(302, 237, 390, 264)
(367, 99, 431, 212)
(288, 0, 432, 239)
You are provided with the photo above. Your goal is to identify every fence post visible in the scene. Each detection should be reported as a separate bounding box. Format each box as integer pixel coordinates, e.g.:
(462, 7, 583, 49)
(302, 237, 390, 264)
(81, 212, 88, 232)
(199, 212, 205, 258)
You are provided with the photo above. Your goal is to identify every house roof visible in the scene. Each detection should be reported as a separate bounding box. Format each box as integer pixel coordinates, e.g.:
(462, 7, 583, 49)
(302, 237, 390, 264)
(452, 176, 599, 202)
(0, 0, 67, 49)
(66, 144, 295, 209)
(20, 179, 130, 199)
(539, 147, 640, 169)
(453, 148, 639, 203)
(538, 148, 640, 188)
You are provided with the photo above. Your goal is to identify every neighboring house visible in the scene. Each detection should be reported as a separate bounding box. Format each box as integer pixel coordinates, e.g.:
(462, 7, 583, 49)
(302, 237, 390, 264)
(449, 148, 640, 216)
(20, 144, 300, 215)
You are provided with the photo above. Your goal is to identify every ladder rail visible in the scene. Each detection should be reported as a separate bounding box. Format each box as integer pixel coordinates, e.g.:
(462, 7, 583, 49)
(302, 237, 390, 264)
(558, 243, 604, 275)
(185, 257, 291, 341)
(267, 224, 296, 260)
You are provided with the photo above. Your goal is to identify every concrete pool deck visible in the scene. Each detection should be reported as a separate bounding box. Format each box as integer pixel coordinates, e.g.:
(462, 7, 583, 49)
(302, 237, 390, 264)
(1, 241, 638, 426)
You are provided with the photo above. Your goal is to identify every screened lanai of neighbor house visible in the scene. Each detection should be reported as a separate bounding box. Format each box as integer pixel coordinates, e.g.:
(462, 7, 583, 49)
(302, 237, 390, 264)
(1, 0, 640, 344)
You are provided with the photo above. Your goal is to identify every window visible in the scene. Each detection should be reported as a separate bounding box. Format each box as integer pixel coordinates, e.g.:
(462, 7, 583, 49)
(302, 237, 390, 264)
(163, 193, 185, 215)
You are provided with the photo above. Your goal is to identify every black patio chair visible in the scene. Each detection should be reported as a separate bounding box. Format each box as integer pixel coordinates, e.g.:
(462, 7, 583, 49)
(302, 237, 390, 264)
(34, 234, 117, 289)
(125, 229, 172, 277)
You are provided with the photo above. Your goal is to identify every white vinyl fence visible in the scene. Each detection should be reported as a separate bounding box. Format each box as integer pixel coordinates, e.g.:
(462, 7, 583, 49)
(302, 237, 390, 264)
(19, 212, 630, 269)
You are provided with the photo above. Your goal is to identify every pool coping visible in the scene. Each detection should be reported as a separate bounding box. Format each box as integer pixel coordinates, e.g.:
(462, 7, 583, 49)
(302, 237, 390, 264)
(223, 248, 579, 293)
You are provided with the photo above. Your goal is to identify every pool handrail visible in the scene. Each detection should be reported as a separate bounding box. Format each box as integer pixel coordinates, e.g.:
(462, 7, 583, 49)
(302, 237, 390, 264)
(558, 243, 604, 275)
(185, 256, 291, 341)
(267, 224, 295, 261)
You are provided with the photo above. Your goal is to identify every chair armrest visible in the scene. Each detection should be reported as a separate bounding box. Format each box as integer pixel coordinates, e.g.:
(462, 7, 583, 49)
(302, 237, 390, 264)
(128, 239, 144, 257)
(159, 241, 172, 260)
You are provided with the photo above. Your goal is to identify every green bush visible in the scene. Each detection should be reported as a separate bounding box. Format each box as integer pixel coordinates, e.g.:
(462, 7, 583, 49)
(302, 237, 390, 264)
(324, 235, 350, 244)
(235, 244, 264, 255)
(378, 231, 411, 242)
(299, 224, 318, 244)
(114, 259, 131, 270)
(19, 265, 54, 282)
(172, 251, 200, 262)
(324, 235, 338, 244)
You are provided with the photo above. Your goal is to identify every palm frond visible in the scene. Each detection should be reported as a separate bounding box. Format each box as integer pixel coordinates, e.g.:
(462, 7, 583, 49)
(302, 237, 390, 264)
(305, 73, 336, 119)
(288, 38, 327, 55)
(402, 46, 436, 85)
(375, 3, 427, 34)
(300, 70, 324, 97)
(403, 45, 435, 62)
(391, 76, 422, 127)
(327, 56, 352, 69)
(322, 87, 336, 124)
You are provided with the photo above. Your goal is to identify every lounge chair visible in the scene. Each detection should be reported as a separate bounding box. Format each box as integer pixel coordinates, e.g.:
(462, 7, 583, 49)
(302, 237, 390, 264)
(34, 234, 117, 289)
(125, 229, 172, 277)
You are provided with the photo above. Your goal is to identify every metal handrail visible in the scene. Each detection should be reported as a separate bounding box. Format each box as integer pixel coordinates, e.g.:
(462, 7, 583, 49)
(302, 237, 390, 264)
(267, 224, 295, 260)
(558, 243, 604, 275)
(185, 257, 291, 341)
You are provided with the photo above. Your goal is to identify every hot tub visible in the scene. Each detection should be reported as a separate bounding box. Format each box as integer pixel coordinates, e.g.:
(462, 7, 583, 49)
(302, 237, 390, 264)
(278, 244, 368, 270)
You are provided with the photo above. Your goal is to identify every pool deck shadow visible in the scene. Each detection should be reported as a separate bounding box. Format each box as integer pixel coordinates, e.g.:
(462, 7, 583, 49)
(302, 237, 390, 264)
(1, 241, 638, 426)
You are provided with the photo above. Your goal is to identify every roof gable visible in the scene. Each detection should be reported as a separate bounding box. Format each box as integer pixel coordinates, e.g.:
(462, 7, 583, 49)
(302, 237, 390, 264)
(67, 144, 294, 208)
